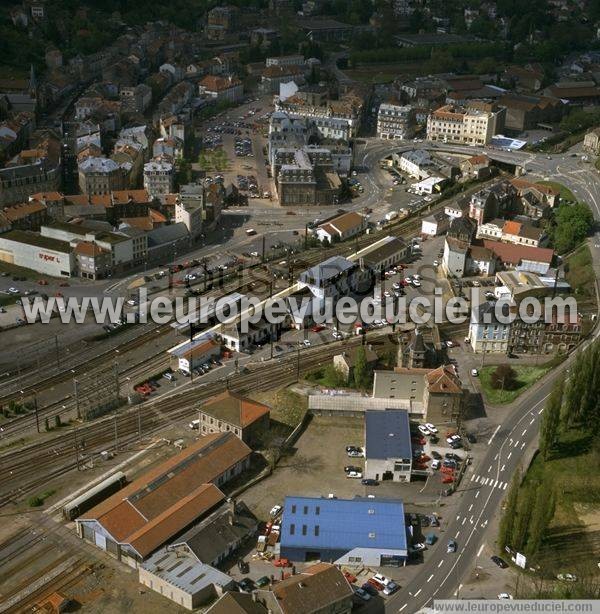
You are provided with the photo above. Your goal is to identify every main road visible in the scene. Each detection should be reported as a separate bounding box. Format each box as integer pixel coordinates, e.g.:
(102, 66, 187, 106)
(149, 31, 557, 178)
(367, 137, 600, 612)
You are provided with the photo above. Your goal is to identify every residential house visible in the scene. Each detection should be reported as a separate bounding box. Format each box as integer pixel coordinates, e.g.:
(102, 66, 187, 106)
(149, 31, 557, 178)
(460, 154, 491, 180)
(197, 391, 270, 445)
(333, 346, 378, 383)
(315, 211, 366, 243)
(198, 75, 243, 103)
(584, 127, 600, 154)
(421, 211, 449, 237)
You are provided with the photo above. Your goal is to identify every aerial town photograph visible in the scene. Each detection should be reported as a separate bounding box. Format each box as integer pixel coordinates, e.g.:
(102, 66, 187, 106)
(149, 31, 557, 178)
(0, 0, 599, 613)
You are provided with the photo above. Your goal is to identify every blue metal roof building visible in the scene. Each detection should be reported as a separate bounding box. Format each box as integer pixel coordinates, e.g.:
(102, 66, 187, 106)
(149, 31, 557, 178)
(280, 496, 408, 567)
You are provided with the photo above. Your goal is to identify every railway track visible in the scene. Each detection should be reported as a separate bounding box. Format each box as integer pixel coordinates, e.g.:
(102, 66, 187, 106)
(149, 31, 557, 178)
(0, 333, 396, 506)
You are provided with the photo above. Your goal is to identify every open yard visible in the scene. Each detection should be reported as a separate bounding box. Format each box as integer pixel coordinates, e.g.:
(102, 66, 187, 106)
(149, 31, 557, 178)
(565, 244, 596, 299)
(479, 365, 551, 405)
(198, 147, 230, 172)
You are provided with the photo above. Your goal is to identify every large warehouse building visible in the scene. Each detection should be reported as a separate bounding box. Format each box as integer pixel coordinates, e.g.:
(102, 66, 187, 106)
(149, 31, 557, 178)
(76, 432, 251, 568)
(0, 229, 75, 277)
(280, 496, 408, 567)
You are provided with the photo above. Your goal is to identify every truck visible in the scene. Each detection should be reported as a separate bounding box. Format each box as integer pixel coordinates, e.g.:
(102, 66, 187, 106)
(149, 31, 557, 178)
(385, 211, 398, 222)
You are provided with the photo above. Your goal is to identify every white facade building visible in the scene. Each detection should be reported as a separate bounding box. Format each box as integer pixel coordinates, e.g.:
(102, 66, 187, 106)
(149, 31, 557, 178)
(377, 103, 416, 140)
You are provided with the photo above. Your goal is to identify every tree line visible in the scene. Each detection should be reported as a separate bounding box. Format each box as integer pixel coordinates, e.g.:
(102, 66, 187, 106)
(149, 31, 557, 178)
(498, 339, 600, 562)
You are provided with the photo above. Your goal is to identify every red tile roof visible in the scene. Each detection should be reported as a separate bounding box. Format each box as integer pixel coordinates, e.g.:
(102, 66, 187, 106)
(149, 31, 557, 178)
(482, 239, 554, 265)
(202, 391, 270, 429)
(78, 432, 251, 558)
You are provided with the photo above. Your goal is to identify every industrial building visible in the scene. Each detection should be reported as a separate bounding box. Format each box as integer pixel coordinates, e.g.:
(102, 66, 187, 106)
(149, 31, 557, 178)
(0, 229, 75, 277)
(364, 410, 412, 483)
(76, 432, 251, 568)
(279, 496, 408, 567)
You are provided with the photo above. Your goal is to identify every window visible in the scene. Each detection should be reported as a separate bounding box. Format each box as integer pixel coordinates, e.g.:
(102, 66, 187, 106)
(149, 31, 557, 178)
(290, 523, 295, 535)
(315, 506, 320, 515)
(291, 504, 296, 514)
(314, 526, 319, 536)
(302, 525, 307, 535)
(303, 505, 308, 515)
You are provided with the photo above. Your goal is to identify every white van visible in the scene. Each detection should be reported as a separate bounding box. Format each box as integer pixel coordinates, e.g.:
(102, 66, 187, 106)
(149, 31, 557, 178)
(189, 419, 200, 430)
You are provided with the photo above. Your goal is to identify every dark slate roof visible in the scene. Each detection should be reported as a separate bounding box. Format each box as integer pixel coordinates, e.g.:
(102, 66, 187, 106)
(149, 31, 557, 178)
(365, 409, 412, 460)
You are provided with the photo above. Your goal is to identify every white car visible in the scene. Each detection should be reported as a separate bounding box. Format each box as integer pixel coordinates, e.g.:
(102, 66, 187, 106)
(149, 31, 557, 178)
(498, 594, 513, 600)
(384, 291, 391, 297)
(412, 280, 422, 287)
(431, 459, 441, 470)
(346, 470, 363, 479)
(411, 543, 426, 552)
(269, 504, 282, 518)
(446, 340, 454, 348)
(383, 581, 399, 595)
(557, 573, 577, 582)
(418, 424, 431, 435)
(404, 276, 412, 284)
(347, 447, 364, 458)
(471, 368, 479, 377)
(303, 339, 311, 347)
(8, 287, 19, 294)
(447, 434, 461, 444)
(433, 260, 439, 267)
(413, 274, 421, 281)
(425, 423, 438, 433)
(372, 573, 391, 587)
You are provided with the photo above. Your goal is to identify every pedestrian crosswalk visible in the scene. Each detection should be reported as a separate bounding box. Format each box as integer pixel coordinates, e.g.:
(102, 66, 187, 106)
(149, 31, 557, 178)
(470, 474, 508, 490)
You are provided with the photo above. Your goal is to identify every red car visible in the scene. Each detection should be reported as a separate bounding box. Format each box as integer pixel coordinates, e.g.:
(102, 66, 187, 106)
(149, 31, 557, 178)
(441, 466, 455, 475)
(310, 325, 325, 333)
(367, 578, 384, 592)
(343, 570, 357, 584)
(412, 436, 426, 446)
(442, 476, 455, 484)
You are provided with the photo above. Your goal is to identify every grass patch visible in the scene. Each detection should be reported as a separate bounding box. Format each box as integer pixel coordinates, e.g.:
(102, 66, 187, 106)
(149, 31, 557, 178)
(0, 294, 21, 307)
(565, 244, 596, 299)
(305, 364, 347, 388)
(259, 389, 308, 429)
(28, 489, 56, 507)
(537, 181, 576, 202)
(198, 147, 229, 172)
(479, 364, 550, 404)
(517, 428, 600, 581)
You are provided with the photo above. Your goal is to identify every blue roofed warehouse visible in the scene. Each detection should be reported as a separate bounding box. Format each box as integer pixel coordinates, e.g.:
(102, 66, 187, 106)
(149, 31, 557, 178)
(280, 496, 408, 567)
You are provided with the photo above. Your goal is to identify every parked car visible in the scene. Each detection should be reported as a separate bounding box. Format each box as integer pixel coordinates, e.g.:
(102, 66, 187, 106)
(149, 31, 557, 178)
(270, 504, 282, 518)
(361, 582, 378, 596)
(367, 578, 384, 592)
(162, 371, 175, 381)
(557, 573, 578, 582)
(361, 478, 379, 486)
(354, 587, 371, 601)
(431, 459, 441, 470)
(431, 450, 442, 460)
(347, 470, 363, 479)
(498, 594, 513, 600)
(491, 555, 508, 569)
(255, 576, 270, 588)
(383, 581, 399, 595)
(425, 533, 437, 545)
(471, 368, 479, 377)
(418, 424, 431, 436)
(425, 423, 438, 433)
(372, 573, 391, 587)
(345, 465, 361, 473)
(347, 447, 364, 458)
(238, 578, 255, 592)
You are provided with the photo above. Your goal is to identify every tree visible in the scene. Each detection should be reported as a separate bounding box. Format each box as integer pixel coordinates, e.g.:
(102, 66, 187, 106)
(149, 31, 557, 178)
(353, 346, 373, 391)
(550, 202, 594, 253)
(499, 466, 522, 551)
(512, 481, 537, 551)
(525, 482, 555, 559)
(539, 376, 563, 460)
(490, 365, 518, 390)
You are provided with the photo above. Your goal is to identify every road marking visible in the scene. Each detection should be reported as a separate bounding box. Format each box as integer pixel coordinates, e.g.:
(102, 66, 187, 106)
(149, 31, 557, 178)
(507, 452, 512, 460)
(503, 483, 508, 490)
(455, 530, 460, 537)
(530, 418, 535, 425)
(494, 480, 499, 488)
(494, 454, 499, 460)
(469, 515, 474, 524)
(471, 474, 476, 482)
(539, 407, 544, 414)
(438, 559, 444, 568)
(414, 589, 422, 597)
(488, 425, 501, 445)
(521, 441, 526, 449)
(456, 514, 461, 520)
(475, 490, 480, 498)
(500, 464, 505, 472)
(509, 438, 514, 446)
(469, 504, 473, 512)
(487, 465, 492, 473)
(427, 574, 434, 582)
(514, 440, 520, 447)
(477, 543, 485, 557)
(462, 517, 467, 525)
(400, 604, 407, 611)
(522, 429, 527, 436)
